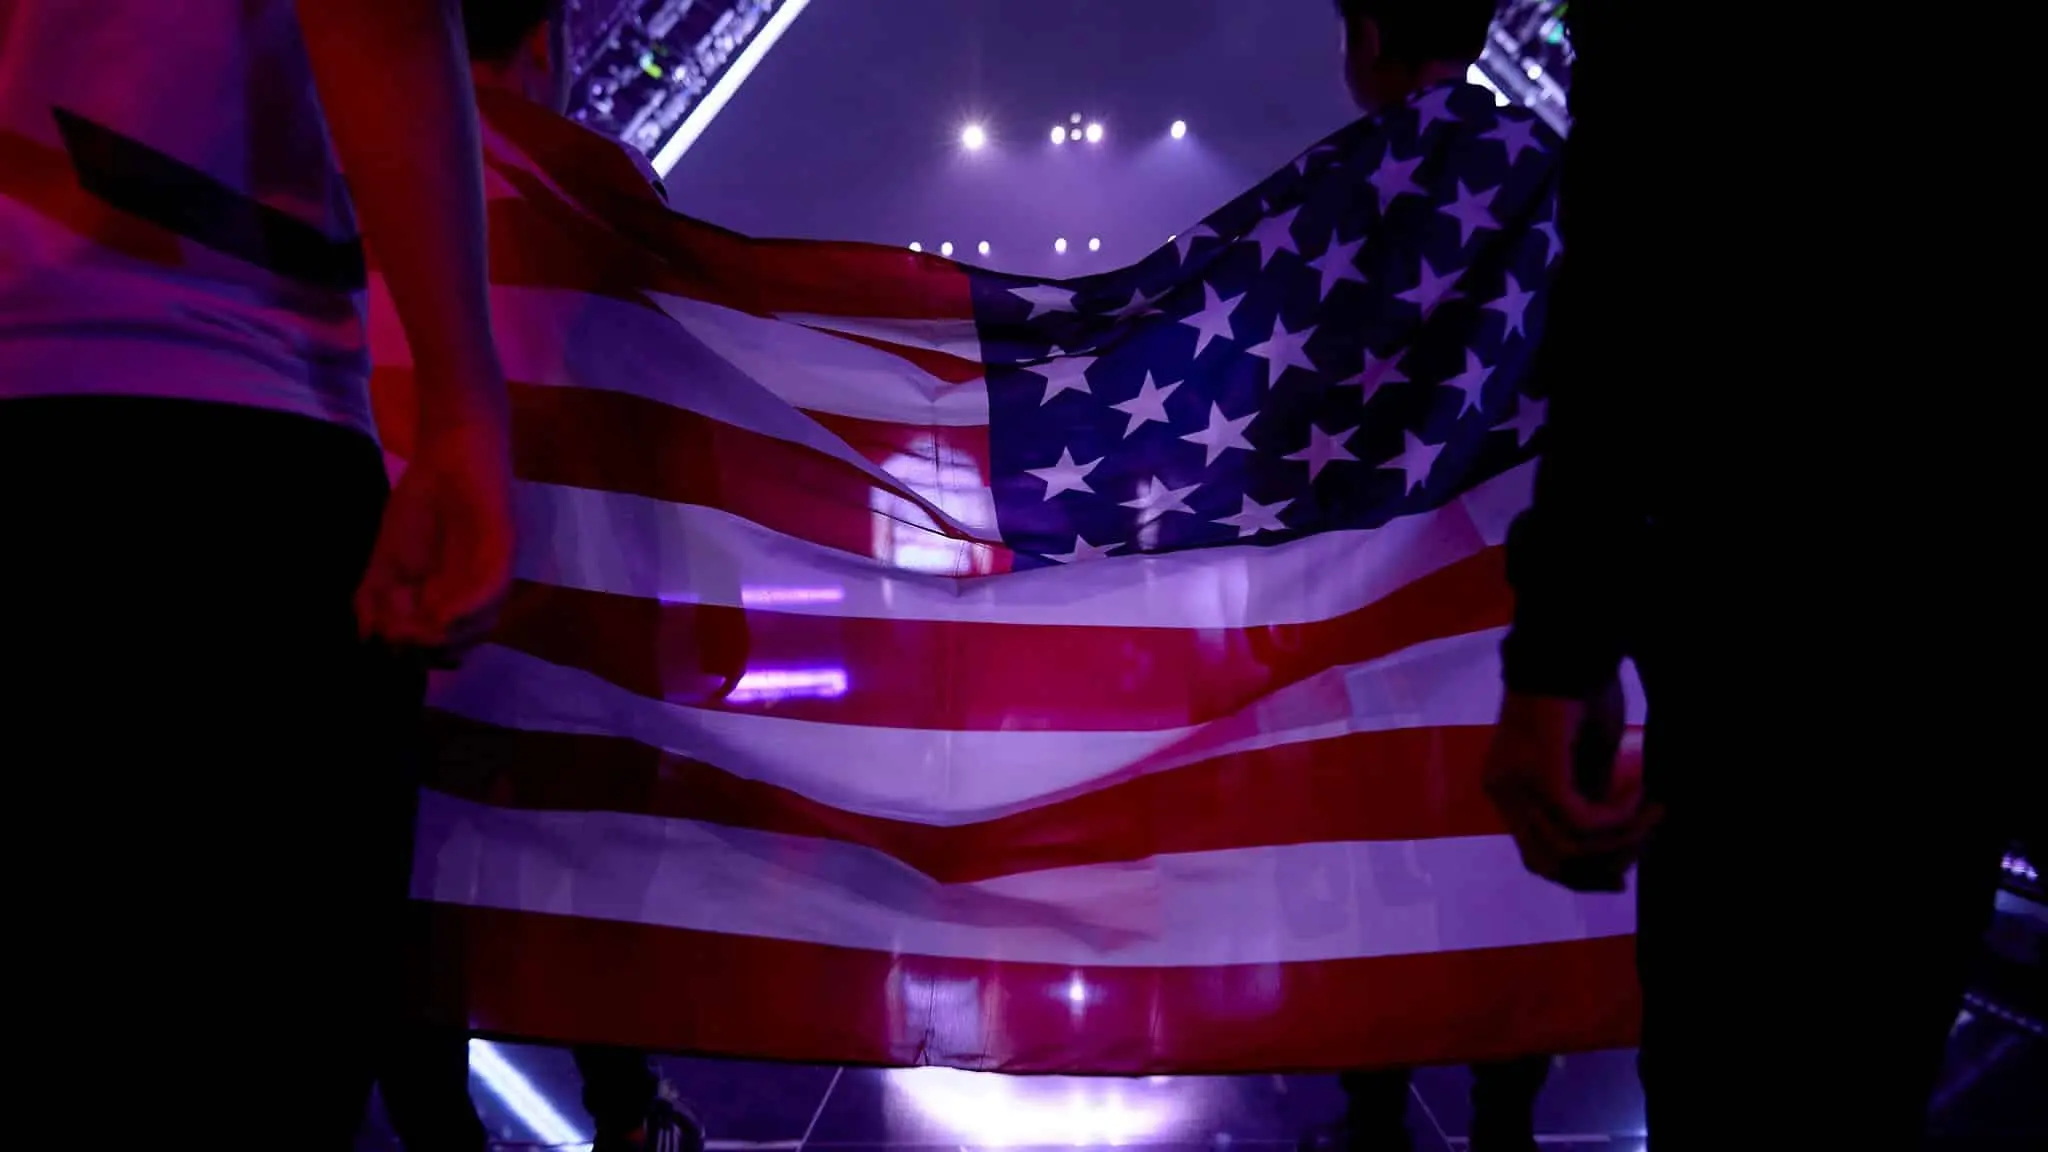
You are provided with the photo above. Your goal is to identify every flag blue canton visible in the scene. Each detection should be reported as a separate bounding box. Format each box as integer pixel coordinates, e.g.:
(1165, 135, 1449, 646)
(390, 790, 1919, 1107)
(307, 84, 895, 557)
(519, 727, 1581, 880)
(972, 82, 1563, 570)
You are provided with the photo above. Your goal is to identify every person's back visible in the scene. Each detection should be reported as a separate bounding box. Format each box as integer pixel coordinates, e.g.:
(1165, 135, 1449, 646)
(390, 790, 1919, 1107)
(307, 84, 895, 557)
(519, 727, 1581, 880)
(0, 0, 374, 430)
(1481, 2, 2027, 1145)
(0, 2, 515, 1147)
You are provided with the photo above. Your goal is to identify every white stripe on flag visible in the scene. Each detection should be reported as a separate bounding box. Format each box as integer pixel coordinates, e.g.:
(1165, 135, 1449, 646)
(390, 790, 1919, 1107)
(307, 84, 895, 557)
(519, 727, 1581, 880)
(434, 629, 1517, 824)
(413, 789, 1636, 967)
(509, 461, 1535, 629)
(374, 286, 935, 474)
(779, 313, 987, 363)
(653, 294, 991, 425)
(373, 285, 987, 537)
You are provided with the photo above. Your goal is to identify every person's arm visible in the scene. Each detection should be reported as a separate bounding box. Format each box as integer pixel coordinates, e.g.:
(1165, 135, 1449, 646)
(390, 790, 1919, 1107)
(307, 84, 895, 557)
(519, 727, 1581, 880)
(297, 0, 515, 657)
(1498, 0, 1644, 698)
(297, 0, 504, 437)
(1483, 0, 1659, 889)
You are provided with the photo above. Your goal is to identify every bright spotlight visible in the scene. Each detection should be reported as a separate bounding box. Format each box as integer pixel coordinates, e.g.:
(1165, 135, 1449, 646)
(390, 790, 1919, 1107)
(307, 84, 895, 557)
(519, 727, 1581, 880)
(1054, 237, 1067, 253)
(977, 240, 990, 257)
(1170, 119, 1187, 139)
(909, 242, 921, 252)
(1088, 237, 1101, 252)
(1070, 112, 1083, 124)
(1084, 122, 1104, 143)
(1067, 127, 1081, 142)
(940, 241, 954, 257)
(960, 123, 987, 150)
(1050, 124, 1066, 144)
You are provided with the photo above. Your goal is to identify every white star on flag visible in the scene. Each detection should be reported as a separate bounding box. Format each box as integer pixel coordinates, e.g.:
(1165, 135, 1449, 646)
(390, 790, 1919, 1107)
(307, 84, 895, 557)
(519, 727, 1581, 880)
(1110, 372, 1181, 437)
(1439, 181, 1499, 246)
(1180, 402, 1258, 466)
(1215, 494, 1292, 538)
(1394, 257, 1465, 316)
(1387, 430, 1445, 494)
(1108, 285, 1170, 323)
(1025, 355, 1096, 405)
(1368, 146, 1427, 212)
(1335, 349, 1409, 402)
(1483, 114, 1543, 164)
(1285, 423, 1357, 480)
(1180, 283, 1242, 357)
(1486, 273, 1534, 338)
(1246, 205, 1302, 268)
(1411, 85, 1460, 135)
(1048, 535, 1118, 564)
(1121, 475, 1200, 521)
(1501, 395, 1546, 447)
(1246, 318, 1318, 381)
(1025, 447, 1101, 499)
(1535, 219, 1562, 264)
(1009, 284, 1076, 319)
(1309, 234, 1368, 298)
(1439, 350, 1495, 416)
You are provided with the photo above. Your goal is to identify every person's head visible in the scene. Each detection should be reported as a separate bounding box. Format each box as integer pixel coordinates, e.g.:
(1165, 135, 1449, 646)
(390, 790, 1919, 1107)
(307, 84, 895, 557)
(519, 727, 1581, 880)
(465, 0, 568, 111)
(1334, 0, 1497, 111)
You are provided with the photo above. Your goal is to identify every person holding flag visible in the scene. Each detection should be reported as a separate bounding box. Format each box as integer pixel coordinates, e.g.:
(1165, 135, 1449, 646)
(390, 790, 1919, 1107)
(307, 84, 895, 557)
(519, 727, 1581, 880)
(0, 1, 513, 1145)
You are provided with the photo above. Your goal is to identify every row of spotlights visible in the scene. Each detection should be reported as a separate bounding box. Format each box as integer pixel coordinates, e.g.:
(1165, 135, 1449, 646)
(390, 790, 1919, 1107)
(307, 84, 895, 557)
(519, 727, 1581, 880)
(911, 238, 1103, 255)
(963, 119, 1187, 150)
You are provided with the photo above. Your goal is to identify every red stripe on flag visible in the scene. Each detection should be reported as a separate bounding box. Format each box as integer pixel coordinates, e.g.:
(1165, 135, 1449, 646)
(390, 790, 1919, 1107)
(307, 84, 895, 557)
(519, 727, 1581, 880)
(475, 90, 978, 322)
(423, 714, 1510, 881)
(483, 194, 685, 304)
(809, 326, 985, 384)
(802, 407, 995, 478)
(409, 904, 1639, 1072)
(624, 217, 978, 323)
(373, 368, 978, 561)
(488, 546, 1510, 730)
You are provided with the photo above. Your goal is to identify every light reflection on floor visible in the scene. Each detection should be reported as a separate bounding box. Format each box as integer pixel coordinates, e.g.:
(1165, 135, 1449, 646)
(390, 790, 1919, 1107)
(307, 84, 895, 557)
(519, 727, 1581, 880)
(884, 1066, 1179, 1146)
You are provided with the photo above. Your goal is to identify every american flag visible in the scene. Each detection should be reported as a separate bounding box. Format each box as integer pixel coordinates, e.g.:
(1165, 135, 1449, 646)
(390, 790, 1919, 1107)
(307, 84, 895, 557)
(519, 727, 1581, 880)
(377, 81, 1641, 1074)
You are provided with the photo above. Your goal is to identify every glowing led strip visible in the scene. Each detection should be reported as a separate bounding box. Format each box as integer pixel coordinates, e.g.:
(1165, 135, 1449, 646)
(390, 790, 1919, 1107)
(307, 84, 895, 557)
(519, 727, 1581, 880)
(652, 0, 812, 176)
(468, 1039, 590, 1150)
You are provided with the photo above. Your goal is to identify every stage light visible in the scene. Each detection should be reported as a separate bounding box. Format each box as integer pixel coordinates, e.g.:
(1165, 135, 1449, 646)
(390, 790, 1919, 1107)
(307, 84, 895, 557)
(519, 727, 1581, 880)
(1050, 124, 1066, 144)
(960, 123, 987, 150)
(1170, 119, 1187, 139)
(1054, 237, 1067, 253)
(908, 242, 921, 252)
(1088, 237, 1101, 252)
(977, 240, 991, 257)
(1070, 113, 1082, 124)
(469, 1041, 587, 1149)
(1085, 122, 1104, 143)
(940, 242, 954, 257)
(1068, 127, 1081, 141)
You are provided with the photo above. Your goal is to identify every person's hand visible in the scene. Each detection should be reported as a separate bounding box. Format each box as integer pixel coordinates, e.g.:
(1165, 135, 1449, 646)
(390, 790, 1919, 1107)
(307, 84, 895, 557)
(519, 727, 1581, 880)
(1482, 687, 1660, 891)
(354, 416, 516, 666)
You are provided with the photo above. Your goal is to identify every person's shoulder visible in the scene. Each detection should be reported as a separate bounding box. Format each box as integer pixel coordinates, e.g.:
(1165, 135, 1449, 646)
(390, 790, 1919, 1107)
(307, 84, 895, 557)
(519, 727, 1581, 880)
(475, 87, 669, 209)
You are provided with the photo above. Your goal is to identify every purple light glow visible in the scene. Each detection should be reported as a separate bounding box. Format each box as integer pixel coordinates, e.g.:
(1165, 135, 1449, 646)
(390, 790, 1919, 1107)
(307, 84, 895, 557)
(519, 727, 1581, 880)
(727, 666, 848, 702)
(740, 584, 845, 607)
